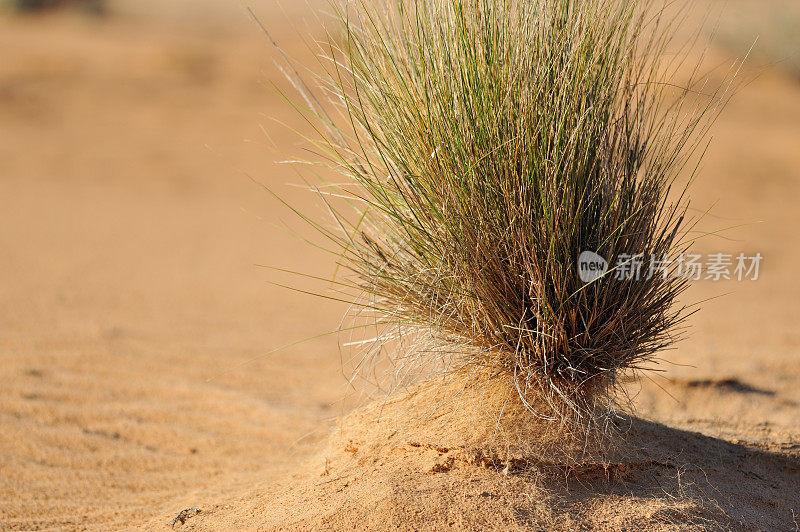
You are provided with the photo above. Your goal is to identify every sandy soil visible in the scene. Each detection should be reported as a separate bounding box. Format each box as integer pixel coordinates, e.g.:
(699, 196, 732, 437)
(1, 3, 798, 530)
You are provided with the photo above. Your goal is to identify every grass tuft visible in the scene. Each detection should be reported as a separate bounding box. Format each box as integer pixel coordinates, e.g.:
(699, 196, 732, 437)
(270, 0, 739, 437)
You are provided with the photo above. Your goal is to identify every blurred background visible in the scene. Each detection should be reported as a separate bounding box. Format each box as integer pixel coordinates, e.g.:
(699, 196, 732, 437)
(1, 1, 798, 528)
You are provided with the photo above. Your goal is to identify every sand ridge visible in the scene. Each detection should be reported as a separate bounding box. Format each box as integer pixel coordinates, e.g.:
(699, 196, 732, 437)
(151, 392, 800, 530)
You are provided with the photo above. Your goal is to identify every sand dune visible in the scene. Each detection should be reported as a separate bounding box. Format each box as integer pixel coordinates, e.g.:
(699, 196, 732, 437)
(1, 4, 798, 530)
(169, 400, 799, 530)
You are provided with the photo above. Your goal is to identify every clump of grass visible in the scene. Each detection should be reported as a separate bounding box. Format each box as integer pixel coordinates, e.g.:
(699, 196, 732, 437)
(270, 0, 737, 436)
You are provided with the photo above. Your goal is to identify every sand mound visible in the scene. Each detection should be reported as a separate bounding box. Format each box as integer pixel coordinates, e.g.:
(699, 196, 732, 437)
(163, 385, 800, 531)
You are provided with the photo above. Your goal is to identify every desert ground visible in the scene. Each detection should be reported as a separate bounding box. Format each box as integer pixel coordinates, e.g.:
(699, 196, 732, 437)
(1, 2, 798, 530)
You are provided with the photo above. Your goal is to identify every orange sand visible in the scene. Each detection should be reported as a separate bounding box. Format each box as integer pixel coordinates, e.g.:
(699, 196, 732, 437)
(1, 3, 798, 530)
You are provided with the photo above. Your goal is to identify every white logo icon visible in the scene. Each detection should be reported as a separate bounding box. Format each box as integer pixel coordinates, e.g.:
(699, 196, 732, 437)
(578, 251, 608, 283)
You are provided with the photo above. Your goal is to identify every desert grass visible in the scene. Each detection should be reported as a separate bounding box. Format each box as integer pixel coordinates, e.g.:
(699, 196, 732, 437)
(266, 0, 740, 441)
